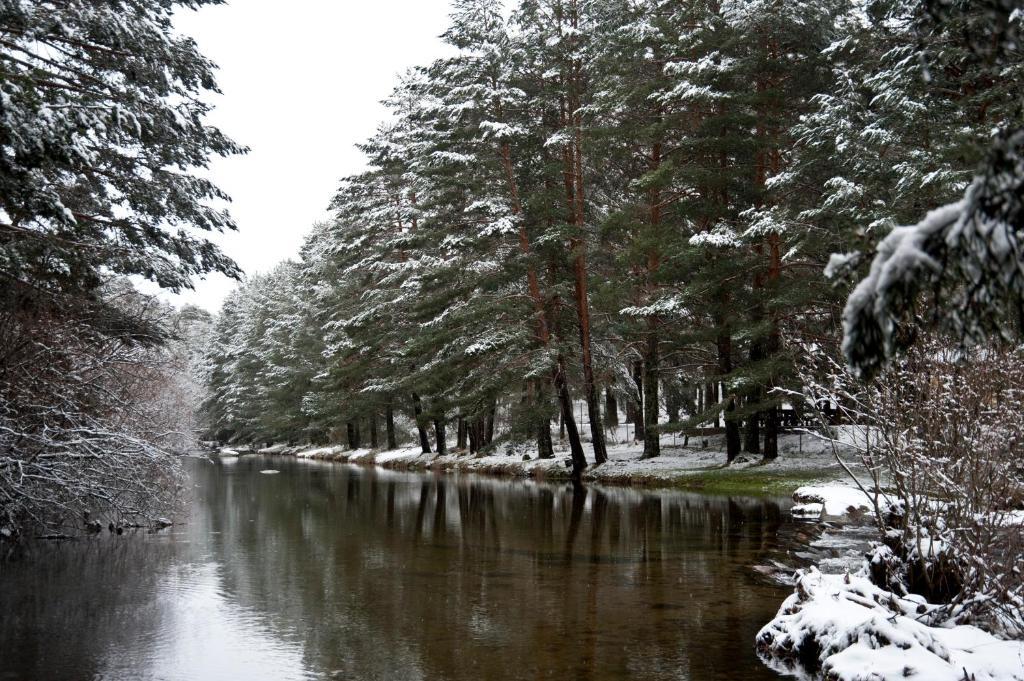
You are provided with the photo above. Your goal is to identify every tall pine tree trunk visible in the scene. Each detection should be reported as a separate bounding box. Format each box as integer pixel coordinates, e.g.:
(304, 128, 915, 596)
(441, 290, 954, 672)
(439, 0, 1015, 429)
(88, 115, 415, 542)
(554, 358, 586, 480)
(704, 382, 720, 428)
(434, 418, 446, 457)
(745, 338, 763, 454)
(537, 417, 554, 459)
(536, 380, 554, 459)
(484, 403, 495, 445)
(716, 331, 741, 462)
(642, 328, 660, 459)
(457, 415, 467, 450)
(642, 139, 664, 459)
(632, 360, 645, 442)
(556, 9, 606, 465)
(605, 388, 618, 428)
(762, 221, 783, 461)
(745, 405, 761, 454)
(499, 133, 565, 462)
(763, 406, 779, 460)
(386, 402, 397, 450)
(411, 392, 431, 454)
(370, 412, 379, 449)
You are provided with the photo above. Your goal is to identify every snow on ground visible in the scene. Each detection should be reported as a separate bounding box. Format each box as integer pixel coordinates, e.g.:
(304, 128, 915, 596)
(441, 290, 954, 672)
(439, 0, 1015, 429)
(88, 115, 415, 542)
(791, 483, 884, 518)
(252, 430, 850, 489)
(757, 567, 1024, 681)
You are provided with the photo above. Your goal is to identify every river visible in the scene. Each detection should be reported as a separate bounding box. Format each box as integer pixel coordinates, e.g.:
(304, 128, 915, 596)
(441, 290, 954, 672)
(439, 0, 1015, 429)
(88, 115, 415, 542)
(0, 455, 805, 680)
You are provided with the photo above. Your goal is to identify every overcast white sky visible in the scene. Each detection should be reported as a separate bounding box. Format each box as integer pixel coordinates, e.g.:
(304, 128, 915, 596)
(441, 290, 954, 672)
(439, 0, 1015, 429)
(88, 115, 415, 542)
(169, 0, 454, 311)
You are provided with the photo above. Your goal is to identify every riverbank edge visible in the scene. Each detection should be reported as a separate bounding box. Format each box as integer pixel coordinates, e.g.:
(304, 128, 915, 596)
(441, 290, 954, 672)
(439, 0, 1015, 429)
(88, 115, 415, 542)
(220, 443, 845, 497)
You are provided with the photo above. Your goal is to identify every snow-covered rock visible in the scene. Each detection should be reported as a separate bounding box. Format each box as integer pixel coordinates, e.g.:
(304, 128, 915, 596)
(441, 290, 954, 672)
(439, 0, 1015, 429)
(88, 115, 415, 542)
(757, 567, 1024, 681)
(295, 446, 344, 459)
(792, 484, 881, 518)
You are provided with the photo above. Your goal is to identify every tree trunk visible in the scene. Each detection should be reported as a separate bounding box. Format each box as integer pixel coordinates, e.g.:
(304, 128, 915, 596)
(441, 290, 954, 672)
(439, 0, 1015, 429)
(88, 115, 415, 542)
(484, 403, 495, 445)
(554, 359, 586, 480)
(641, 134, 664, 458)
(536, 380, 554, 459)
(434, 418, 446, 457)
(369, 412, 379, 449)
(572, 249, 607, 464)
(457, 415, 467, 450)
(666, 381, 681, 424)
(744, 407, 761, 454)
(557, 19, 606, 466)
(346, 422, 357, 450)
(412, 392, 431, 454)
(704, 383, 718, 427)
(605, 388, 618, 428)
(716, 332, 741, 462)
(386, 402, 397, 450)
(632, 360, 645, 442)
(468, 420, 479, 455)
(537, 417, 554, 459)
(642, 329, 660, 459)
(763, 405, 779, 460)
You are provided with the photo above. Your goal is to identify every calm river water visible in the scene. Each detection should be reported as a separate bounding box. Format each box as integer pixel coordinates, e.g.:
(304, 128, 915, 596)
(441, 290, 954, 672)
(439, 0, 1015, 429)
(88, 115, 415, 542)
(0, 456, 803, 680)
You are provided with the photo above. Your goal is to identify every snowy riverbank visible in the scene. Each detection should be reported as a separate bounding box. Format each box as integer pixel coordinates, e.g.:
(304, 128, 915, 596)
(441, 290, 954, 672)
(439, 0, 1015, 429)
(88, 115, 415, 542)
(757, 567, 1024, 681)
(757, 484, 1024, 680)
(241, 431, 853, 495)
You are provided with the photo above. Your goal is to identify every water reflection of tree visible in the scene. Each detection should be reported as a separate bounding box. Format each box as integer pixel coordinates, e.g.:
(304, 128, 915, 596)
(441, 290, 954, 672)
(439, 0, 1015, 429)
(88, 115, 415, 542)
(0, 534, 180, 680)
(191, 460, 792, 680)
(1, 459, 795, 679)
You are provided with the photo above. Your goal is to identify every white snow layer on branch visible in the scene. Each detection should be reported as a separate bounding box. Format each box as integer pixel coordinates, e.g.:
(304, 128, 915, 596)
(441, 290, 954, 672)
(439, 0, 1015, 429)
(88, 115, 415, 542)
(841, 201, 964, 376)
(690, 225, 740, 248)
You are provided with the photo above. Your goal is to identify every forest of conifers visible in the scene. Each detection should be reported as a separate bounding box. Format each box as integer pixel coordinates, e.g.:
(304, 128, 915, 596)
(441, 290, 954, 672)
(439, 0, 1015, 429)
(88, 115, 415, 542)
(202, 0, 1021, 479)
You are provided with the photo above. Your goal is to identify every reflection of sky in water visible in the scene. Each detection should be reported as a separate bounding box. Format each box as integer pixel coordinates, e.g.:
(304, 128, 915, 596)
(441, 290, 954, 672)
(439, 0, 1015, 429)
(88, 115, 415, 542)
(1, 456, 796, 681)
(97, 562, 312, 681)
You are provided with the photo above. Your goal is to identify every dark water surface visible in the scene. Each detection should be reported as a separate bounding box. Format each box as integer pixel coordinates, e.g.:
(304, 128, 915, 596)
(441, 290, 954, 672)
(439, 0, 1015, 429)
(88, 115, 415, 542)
(0, 456, 801, 680)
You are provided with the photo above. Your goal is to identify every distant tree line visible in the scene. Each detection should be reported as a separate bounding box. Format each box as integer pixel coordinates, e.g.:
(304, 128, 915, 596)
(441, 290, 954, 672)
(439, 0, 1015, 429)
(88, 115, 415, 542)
(204, 0, 1020, 481)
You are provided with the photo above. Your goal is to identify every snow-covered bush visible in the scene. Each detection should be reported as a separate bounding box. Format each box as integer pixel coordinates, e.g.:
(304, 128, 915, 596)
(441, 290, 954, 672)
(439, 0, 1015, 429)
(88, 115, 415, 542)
(868, 337, 1024, 636)
(0, 283, 191, 537)
(795, 334, 1024, 639)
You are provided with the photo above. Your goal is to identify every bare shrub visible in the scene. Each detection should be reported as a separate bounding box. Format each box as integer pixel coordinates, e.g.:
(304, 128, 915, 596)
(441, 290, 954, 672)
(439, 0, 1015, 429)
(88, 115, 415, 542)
(0, 283, 192, 537)
(798, 334, 1024, 636)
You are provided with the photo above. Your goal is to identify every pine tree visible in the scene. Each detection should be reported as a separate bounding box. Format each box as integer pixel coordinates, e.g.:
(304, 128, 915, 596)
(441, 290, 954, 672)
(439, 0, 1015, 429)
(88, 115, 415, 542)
(0, 0, 244, 295)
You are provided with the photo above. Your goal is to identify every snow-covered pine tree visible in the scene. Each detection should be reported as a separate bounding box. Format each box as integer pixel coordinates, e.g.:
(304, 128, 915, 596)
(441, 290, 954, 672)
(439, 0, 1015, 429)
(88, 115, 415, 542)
(0, 0, 244, 295)
(513, 0, 610, 468)
(823, 1, 1024, 376)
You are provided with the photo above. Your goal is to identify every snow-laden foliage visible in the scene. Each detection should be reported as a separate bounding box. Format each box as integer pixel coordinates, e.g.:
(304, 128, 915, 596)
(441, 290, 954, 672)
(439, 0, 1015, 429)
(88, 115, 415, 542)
(844, 132, 1024, 378)
(0, 0, 239, 536)
(793, 334, 1024, 641)
(838, 0, 1024, 376)
(0, 0, 243, 293)
(0, 283, 196, 536)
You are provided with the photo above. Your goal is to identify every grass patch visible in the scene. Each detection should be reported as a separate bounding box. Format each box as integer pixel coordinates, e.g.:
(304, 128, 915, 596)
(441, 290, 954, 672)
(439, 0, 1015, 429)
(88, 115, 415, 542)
(595, 466, 834, 497)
